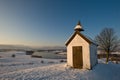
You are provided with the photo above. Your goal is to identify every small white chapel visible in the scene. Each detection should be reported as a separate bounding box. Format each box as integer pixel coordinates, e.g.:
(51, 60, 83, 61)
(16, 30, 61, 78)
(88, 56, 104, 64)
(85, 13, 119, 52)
(65, 21, 98, 69)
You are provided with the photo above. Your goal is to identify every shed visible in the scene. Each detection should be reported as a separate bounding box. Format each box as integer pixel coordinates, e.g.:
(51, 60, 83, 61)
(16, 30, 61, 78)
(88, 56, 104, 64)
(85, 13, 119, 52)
(65, 21, 98, 69)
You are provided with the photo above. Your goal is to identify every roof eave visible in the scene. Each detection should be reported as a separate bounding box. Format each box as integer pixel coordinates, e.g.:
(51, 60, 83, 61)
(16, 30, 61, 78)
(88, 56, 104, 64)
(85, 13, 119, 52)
(65, 32, 76, 46)
(65, 31, 92, 46)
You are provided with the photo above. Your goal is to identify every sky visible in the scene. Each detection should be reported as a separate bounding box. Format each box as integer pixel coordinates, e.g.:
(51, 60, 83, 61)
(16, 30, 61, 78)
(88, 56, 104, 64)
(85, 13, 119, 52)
(0, 0, 120, 47)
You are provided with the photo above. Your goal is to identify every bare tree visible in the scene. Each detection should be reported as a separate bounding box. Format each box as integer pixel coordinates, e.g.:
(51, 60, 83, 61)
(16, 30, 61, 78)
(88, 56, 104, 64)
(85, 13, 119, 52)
(95, 28, 120, 63)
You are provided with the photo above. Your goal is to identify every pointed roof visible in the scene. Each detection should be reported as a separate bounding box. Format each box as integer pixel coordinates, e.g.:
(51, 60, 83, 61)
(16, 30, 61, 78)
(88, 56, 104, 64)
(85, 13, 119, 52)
(65, 21, 97, 46)
(65, 31, 97, 46)
(74, 21, 84, 31)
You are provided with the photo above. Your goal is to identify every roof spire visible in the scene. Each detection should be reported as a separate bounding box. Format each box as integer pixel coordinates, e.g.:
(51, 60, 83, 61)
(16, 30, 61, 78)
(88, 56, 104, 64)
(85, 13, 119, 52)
(77, 21, 81, 25)
(74, 21, 84, 31)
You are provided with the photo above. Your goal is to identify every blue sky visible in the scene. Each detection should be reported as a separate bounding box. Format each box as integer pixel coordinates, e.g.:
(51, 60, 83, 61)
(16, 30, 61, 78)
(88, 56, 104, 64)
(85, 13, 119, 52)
(0, 0, 120, 47)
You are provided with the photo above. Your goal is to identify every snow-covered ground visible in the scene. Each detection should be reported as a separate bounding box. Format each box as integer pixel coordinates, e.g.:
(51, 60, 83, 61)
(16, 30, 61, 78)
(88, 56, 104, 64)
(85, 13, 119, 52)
(0, 51, 120, 80)
(0, 51, 63, 74)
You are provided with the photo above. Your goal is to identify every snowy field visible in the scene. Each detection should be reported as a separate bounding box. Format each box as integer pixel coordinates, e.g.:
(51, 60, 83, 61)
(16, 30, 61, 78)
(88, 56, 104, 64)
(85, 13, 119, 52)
(0, 51, 120, 80)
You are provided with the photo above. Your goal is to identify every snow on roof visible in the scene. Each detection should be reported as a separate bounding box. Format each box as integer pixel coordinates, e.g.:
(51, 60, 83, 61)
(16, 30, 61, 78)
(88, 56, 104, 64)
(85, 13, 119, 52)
(74, 21, 84, 31)
(74, 25, 82, 30)
(85, 35, 98, 46)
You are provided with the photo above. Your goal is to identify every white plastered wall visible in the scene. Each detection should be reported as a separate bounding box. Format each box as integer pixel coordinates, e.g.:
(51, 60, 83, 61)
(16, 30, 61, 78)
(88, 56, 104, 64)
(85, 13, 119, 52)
(67, 34, 91, 69)
(90, 44, 98, 68)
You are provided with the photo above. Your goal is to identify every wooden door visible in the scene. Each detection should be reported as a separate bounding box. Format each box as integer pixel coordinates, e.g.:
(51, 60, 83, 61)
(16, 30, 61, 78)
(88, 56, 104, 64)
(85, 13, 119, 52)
(73, 46, 83, 69)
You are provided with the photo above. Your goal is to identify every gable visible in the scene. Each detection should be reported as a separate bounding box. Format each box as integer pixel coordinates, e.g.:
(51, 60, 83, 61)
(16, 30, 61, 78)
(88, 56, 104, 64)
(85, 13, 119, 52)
(65, 31, 92, 46)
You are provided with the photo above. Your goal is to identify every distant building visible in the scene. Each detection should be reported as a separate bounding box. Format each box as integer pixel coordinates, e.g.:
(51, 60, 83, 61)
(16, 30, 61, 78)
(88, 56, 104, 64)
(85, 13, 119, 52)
(65, 21, 98, 69)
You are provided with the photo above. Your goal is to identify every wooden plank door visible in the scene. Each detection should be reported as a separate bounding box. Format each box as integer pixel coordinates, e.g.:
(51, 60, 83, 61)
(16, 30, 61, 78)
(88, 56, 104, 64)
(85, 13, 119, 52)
(73, 46, 83, 69)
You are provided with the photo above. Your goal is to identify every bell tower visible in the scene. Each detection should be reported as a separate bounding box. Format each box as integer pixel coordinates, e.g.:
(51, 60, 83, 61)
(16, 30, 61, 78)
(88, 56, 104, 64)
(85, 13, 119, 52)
(74, 21, 84, 32)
